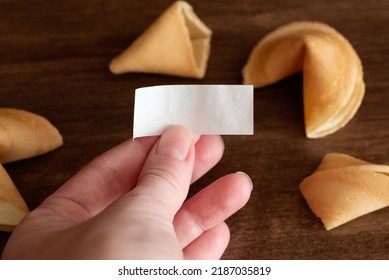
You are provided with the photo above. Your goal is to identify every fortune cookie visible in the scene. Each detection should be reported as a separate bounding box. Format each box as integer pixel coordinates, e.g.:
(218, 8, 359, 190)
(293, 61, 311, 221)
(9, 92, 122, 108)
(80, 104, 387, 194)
(109, 1, 212, 79)
(300, 153, 389, 230)
(0, 164, 29, 231)
(243, 22, 365, 138)
(0, 108, 63, 163)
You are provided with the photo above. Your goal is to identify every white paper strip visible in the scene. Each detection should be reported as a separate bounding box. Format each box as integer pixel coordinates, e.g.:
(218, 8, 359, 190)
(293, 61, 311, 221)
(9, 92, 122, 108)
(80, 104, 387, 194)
(133, 85, 253, 138)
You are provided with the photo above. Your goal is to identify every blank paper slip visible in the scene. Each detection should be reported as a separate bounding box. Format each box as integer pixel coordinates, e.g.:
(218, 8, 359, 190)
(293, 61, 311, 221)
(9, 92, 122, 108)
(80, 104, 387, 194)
(133, 85, 254, 138)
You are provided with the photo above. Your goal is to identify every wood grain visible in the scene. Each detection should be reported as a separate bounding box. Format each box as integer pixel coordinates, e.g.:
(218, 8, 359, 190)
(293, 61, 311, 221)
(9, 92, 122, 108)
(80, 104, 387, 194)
(1, 0, 388, 259)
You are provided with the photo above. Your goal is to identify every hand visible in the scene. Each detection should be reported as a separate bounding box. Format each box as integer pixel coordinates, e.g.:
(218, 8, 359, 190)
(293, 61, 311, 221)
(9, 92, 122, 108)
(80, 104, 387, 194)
(2, 125, 252, 259)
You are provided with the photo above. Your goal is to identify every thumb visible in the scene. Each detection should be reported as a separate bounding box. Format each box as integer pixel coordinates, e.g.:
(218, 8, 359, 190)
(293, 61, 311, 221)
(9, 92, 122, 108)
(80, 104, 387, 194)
(126, 125, 195, 221)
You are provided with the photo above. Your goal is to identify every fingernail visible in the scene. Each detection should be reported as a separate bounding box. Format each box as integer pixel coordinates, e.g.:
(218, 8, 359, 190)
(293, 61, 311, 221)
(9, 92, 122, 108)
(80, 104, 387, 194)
(157, 125, 193, 161)
(193, 134, 201, 144)
(236, 171, 253, 191)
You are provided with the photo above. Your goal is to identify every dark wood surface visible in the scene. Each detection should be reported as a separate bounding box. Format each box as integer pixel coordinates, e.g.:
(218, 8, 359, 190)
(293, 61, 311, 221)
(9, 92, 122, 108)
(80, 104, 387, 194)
(1, 0, 388, 259)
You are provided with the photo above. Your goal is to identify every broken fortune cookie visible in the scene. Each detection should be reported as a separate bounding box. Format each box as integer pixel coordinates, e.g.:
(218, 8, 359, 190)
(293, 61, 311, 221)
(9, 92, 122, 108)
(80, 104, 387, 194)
(109, 1, 212, 79)
(300, 153, 389, 230)
(243, 21, 365, 138)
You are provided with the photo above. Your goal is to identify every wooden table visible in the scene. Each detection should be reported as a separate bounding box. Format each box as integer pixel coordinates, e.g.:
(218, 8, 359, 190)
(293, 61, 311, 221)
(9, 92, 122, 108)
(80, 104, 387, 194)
(1, 0, 388, 259)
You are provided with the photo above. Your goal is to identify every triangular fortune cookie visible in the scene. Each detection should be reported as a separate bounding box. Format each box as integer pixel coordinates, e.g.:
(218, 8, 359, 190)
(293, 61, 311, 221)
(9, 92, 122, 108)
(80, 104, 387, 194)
(109, 1, 212, 79)
(0, 163, 29, 231)
(0, 108, 63, 163)
(300, 153, 389, 230)
(243, 22, 365, 138)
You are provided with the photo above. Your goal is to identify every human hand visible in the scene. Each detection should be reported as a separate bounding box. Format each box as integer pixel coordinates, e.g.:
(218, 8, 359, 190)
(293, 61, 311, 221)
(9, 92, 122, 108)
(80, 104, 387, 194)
(2, 125, 252, 259)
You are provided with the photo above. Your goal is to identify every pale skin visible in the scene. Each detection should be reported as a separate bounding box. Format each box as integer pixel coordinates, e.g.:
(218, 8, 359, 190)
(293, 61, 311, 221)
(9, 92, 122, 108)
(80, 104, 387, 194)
(1, 125, 252, 259)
